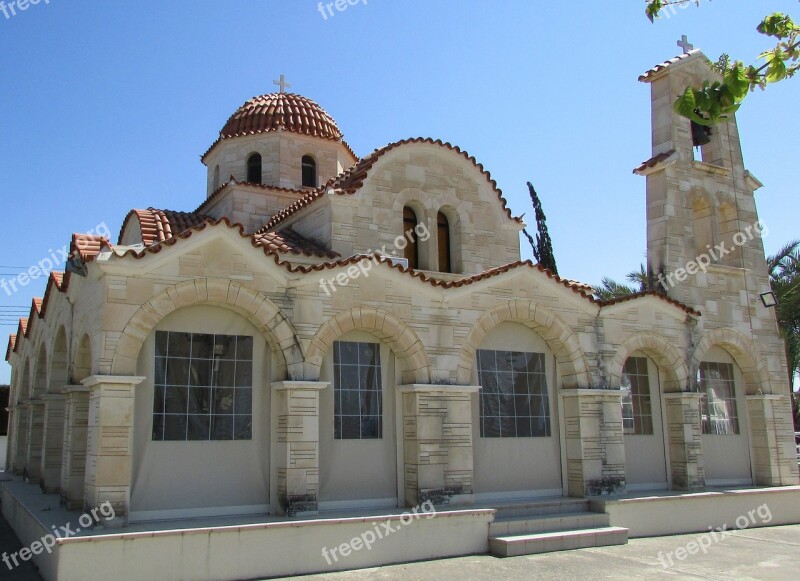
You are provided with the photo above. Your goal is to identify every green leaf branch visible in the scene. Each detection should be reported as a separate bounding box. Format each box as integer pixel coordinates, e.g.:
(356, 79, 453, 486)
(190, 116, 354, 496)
(645, 2, 799, 124)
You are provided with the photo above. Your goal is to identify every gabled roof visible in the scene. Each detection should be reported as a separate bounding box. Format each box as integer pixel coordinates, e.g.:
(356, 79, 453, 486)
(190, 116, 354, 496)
(633, 150, 677, 175)
(6, 335, 16, 362)
(258, 137, 523, 233)
(639, 49, 705, 82)
(193, 178, 308, 216)
(119, 208, 208, 246)
(253, 227, 339, 258)
(597, 290, 700, 317)
(70, 233, 110, 262)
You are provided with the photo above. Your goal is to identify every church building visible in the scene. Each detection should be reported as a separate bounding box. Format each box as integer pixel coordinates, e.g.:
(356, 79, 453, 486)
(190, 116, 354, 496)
(2, 45, 798, 580)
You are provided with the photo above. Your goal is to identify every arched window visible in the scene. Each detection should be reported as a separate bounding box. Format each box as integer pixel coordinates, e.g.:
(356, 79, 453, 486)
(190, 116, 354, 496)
(302, 155, 317, 187)
(246, 153, 262, 184)
(213, 165, 220, 190)
(437, 211, 451, 273)
(403, 206, 419, 269)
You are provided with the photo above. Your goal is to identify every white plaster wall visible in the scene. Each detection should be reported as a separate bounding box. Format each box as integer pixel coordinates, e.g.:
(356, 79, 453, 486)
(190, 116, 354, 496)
(623, 354, 669, 488)
(471, 321, 562, 498)
(318, 330, 399, 507)
(129, 305, 271, 520)
(700, 346, 753, 486)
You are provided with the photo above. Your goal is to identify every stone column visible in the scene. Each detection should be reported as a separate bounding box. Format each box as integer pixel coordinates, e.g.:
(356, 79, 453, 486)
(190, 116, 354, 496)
(562, 389, 627, 497)
(663, 392, 705, 490)
(24, 401, 45, 483)
(11, 405, 28, 474)
(40, 394, 67, 493)
(83, 375, 145, 525)
(746, 394, 800, 486)
(60, 385, 90, 510)
(272, 381, 328, 516)
(399, 384, 478, 508)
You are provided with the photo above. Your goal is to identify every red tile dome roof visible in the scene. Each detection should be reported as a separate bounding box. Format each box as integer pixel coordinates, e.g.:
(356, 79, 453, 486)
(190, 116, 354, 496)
(220, 93, 343, 142)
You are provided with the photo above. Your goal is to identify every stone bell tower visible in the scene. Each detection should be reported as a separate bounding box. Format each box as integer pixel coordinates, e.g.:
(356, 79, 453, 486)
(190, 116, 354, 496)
(636, 43, 787, 385)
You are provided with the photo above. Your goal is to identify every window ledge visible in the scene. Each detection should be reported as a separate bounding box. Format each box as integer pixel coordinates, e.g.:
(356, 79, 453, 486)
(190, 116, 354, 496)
(692, 160, 730, 177)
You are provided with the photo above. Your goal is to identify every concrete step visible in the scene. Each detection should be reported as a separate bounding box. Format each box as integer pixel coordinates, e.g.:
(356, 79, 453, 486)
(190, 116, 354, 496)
(489, 511, 610, 537)
(492, 498, 590, 519)
(489, 526, 629, 557)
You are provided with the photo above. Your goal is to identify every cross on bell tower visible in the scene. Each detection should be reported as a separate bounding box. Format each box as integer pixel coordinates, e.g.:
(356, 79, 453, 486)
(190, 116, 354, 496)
(273, 74, 292, 94)
(677, 35, 694, 53)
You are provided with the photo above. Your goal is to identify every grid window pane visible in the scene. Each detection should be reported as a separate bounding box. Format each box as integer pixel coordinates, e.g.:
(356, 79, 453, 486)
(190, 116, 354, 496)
(621, 357, 654, 436)
(699, 362, 739, 435)
(153, 331, 253, 441)
(333, 341, 382, 440)
(477, 350, 550, 438)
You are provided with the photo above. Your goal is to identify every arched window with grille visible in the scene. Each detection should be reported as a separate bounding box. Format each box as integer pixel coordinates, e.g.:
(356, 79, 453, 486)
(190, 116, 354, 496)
(246, 153, 262, 184)
(403, 206, 419, 270)
(302, 155, 317, 187)
(437, 211, 451, 273)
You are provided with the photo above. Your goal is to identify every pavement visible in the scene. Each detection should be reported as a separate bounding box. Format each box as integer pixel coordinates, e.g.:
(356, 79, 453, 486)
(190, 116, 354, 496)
(272, 524, 800, 580)
(0, 498, 798, 580)
(0, 500, 43, 581)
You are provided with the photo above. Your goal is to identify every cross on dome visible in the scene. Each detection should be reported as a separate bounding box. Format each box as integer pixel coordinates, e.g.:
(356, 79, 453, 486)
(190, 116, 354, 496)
(273, 74, 292, 93)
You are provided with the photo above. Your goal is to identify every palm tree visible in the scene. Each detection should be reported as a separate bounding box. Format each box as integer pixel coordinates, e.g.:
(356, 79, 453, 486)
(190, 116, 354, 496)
(766, 241, 800, 426)
(594, 264, 649, 300)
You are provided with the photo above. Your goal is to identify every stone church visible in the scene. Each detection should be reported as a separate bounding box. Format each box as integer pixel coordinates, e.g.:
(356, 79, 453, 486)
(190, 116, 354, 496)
(2, 45, 798, 580)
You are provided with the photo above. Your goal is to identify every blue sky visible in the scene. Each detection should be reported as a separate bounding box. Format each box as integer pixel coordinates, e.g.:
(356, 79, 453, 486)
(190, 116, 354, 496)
(0, 0, 798, 383)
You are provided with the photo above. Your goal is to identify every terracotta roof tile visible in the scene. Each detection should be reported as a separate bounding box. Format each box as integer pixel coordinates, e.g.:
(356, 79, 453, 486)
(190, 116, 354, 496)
(639, 49, 704, 82)
(100, 220, 700, 318)
(258, 137, 523, 233)
(253, 227, 338, 258)
(6, 334, 16, 362)
(119, 208, 208, 246)
(192, 178, 308, 217)
(597, 291, 700, 317)
(70, 233, 110, 262)
(633, 150, 676, 175)
(201, 93, 358, 162)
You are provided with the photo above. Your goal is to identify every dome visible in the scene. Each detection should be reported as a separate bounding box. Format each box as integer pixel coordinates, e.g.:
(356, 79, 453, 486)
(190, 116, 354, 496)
(219, 93, 343, 142)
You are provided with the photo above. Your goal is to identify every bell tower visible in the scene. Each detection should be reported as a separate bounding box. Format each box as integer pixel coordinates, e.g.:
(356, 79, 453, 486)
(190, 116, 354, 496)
(636, 43, 786, 382)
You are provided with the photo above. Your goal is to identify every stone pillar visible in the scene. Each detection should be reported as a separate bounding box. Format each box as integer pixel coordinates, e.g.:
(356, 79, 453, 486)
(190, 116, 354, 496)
(746, 394, 800, 486)
(562, 389, 627, 497)
(11, 405, 28, 474)
(663, 392, 705, 490)
(60, 386, 90, 510)
(399, 384, 478, 508)
(24, 401, 45, 483)
(40, 394, 67, 493)
(272, 381, 328, 516)
(83, 375, 145, 525)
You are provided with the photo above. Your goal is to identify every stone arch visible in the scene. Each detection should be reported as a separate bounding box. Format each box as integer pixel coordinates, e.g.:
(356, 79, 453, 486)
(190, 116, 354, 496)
(306, 307, 431, 384)
(49, 326, 69, 393)
(73, 334, 92, 383)
(692, 328, 771, 395)
(111, 279, 303, 378)
(456, 300, 591, 388)
(32, 343, 48, 398)
(609, 332, 689, 393)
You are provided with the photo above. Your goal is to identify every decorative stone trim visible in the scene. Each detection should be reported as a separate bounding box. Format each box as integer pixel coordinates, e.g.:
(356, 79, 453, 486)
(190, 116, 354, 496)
(400, 384, 476, 508)
(271, 381, 329, 517)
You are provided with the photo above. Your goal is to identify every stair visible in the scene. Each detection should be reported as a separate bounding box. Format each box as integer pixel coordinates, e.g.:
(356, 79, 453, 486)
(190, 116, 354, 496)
(488, 499, 628, 557)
